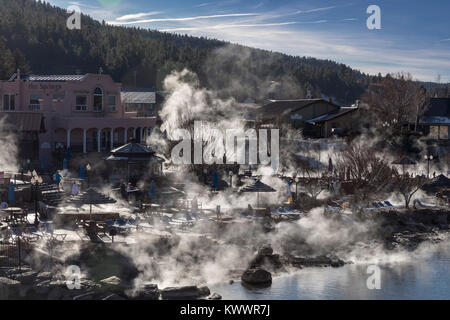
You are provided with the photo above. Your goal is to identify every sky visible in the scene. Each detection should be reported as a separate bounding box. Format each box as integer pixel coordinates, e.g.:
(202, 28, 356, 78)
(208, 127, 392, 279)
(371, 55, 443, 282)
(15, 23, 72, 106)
(45, 0, 450, 82)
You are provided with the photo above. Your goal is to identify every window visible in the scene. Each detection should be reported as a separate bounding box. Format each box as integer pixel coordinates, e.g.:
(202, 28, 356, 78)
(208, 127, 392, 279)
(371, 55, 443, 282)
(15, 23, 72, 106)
(52, 93, 65, 103)
(107, 95, 116, 112)
(93, 87, 103, 112)
(29, 94, 43, 110)
(75, 95, 88, 111)
(3, 94, 15, 111)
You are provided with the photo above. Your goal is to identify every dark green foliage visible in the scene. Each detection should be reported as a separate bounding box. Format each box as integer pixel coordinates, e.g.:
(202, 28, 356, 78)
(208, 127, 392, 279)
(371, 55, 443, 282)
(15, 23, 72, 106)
(0, 0, 374, 103)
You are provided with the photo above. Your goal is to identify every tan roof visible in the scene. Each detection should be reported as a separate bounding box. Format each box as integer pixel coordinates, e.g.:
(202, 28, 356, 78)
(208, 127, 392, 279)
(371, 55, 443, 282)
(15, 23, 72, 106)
(0, 112, 43, 131)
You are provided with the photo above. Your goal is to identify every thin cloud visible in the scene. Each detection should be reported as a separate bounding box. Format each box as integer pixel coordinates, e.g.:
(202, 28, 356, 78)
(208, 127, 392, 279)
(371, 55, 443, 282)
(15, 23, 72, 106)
(108, 13, 258, 25)
(116, 11, 163, 21)
(194, 3, 210, 7)
(161, 21, 298, 32)
(295, 6, 336, 14)
(440, 38, 450, 42)
(341, 18, 358, 21)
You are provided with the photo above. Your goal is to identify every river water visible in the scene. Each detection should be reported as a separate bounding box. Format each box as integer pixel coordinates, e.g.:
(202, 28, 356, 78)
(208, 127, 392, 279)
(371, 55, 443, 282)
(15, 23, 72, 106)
(210, 242, 450, 300)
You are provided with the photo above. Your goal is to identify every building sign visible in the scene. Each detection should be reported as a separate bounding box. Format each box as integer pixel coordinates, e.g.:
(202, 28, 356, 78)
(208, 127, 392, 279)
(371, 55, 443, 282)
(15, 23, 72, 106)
(28, 84, 63, 90)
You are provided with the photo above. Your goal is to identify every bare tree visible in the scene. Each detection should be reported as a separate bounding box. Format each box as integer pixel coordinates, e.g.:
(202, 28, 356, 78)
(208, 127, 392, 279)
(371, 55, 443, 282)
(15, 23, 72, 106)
(335, 143, 394, 205)
(362, 72, 427, 134)
(392, 172, 427, 208)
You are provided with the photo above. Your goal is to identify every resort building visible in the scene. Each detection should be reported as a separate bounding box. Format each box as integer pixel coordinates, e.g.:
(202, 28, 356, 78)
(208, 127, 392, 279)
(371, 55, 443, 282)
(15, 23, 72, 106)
(0, 71, 158, 165)
(256, 98, 359, 138)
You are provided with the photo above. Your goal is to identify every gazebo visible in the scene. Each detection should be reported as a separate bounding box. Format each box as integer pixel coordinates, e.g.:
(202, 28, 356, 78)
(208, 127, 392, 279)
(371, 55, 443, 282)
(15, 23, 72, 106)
(105, 142, 164, 183)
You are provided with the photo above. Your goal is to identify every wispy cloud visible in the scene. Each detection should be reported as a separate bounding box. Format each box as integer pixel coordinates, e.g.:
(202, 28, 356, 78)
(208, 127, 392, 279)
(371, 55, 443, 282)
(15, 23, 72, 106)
(440, 38, 450, 42)
(194, 2, 210, 8)
(108, 13, 258, 25)
(161, 21, 298, 32)
(295, 6, 336, 14)
(116, 11, 163, 21)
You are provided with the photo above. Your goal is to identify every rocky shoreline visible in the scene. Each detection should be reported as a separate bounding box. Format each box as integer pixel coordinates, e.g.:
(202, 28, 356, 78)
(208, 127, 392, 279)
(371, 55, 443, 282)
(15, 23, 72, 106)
(1, 208, 448, 300)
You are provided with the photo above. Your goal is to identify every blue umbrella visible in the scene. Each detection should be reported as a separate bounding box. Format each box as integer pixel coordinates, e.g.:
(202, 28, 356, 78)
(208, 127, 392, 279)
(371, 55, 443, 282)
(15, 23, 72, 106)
(80, 166, 85, 179)
(286, 180, 292, 200)
(63, 158, 68, 170)
(41, 156, 46, 170)
(8, 182, 15, 204)
(212, 172, 218, 189)
(66, 147, 72, 161)
(149, 180, 156, 201)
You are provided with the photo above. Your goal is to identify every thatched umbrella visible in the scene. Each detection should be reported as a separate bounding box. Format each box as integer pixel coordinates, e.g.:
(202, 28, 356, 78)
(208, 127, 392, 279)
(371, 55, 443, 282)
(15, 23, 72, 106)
(240, 180, 276, 206)
(68, 188, 116, 220)
(423, 174, 450, 192)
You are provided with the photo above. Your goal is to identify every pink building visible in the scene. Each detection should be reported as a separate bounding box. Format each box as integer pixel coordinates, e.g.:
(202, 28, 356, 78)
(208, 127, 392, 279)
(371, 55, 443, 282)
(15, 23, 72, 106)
(0, 71, 157, 165)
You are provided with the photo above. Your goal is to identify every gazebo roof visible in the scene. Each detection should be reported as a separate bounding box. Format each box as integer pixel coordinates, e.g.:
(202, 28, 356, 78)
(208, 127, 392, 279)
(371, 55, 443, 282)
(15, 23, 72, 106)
(111, 143, 156, 156)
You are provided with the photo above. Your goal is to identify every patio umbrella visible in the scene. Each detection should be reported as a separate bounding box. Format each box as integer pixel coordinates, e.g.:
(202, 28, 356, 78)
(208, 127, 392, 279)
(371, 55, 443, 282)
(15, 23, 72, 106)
(67, 188, 116, 220)
(80, 165, 85, 179)
(212, 172, 219, 190)
(41, 156, 46, 170)
(66, 147, 72, 161)
(240, 179, 276, 206)
(8, 182, 15, 204)
(149, 180, 156, 201)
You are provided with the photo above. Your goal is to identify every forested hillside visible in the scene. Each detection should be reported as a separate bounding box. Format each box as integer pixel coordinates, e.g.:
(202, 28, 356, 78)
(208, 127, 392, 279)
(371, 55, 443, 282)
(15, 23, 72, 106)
(0, 0, 376, 103)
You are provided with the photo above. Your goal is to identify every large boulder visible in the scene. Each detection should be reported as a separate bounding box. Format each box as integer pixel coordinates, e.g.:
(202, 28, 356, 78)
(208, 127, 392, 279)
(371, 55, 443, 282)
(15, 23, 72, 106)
(241, 268, 272, 288)
(0, 277, 22, 299)
(161, 286, 210, 300)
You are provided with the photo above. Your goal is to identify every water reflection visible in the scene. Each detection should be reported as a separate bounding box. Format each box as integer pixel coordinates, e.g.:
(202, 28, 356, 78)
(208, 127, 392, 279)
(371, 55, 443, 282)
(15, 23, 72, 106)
(211, 243, 450, 300)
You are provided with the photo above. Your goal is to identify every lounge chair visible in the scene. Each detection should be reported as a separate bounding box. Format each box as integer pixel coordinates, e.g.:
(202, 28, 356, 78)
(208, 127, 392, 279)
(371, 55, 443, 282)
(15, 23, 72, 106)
(42, 222, 67, 241)
(416, 200, 436, 208)
(384, 201, 397, 209)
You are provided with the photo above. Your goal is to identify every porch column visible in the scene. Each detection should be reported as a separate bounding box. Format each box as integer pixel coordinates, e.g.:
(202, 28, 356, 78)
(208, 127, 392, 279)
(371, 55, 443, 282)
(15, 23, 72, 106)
(140, 127, 144, 143)
(66, 129, 71, 149)
(97, 129, 102, 152)
(83, 129, 87, 153)
(110, 128, 114, 150)
(124, 128, 128, 144)
(133, 128, 137, 139)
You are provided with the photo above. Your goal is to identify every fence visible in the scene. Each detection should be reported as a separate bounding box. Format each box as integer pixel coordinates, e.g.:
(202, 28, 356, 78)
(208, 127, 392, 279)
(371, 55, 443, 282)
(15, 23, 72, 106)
(0, 238, 24, 271)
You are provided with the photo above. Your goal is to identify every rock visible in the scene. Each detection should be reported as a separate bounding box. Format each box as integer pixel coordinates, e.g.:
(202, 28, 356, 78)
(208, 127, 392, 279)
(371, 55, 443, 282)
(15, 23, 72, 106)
(131, 283, 160, 300)
(161, 286, 211, 300)
(288, 254, 345, 268)
(0, 277, 21, 299)
(98, 276, 130, 294)
(208, 292, 222, 300)
(241, 268, 272, 288)
(258, 244, 273, 256)
(13, 270, 39, 285)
